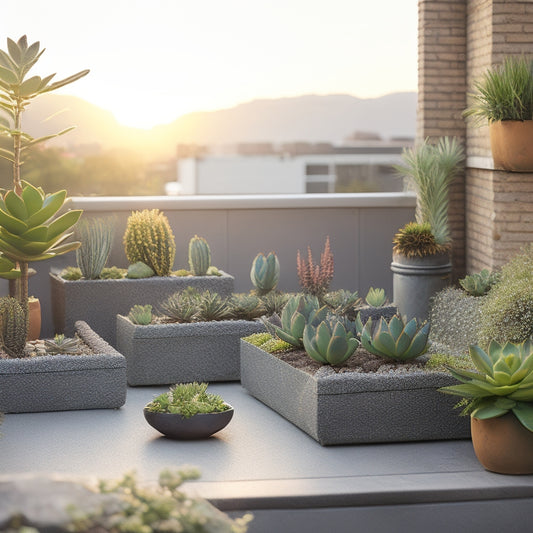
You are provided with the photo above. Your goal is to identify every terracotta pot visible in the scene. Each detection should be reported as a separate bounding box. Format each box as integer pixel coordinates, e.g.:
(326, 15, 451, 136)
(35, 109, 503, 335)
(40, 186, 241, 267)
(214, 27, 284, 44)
(471, 414, 533, 474)
(27, 298, 41, 341)
(489, 120, 533, 172)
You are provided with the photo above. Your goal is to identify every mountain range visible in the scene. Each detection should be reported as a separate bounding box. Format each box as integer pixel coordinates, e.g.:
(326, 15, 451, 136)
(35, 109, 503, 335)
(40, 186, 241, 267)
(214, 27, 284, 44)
(23, 92, 417, 159)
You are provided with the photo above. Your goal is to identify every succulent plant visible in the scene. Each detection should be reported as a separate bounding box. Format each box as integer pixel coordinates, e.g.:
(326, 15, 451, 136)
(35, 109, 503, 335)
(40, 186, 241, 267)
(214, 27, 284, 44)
(195, 290, 231, 322)
(260, 291, 291, 317)
(228, 293, 266, 321)
(265, 294, 326, 348)
(440, 339, 533, 431)
(303, 316, 360, 365)
(188, 235, 211, 276)
(100, 266, 126, 279)
(323, 289, 362, 320)
(123, 209, 175, 277)
(365, 287, 387, 307)
(127, 304, 153, 325)
(75, 217, 113, 280)
(250, 252, 280, 296)
(296, 236, 334, 299)
(160, 287, 200, 323)
(0, 296, 27, 357)
(44, 333, 81, 355)
(126, 261, 155, 279)
(392, 222, 447, 258)
(459, 269, 500, 297)
(60, 266, 83, 280)
(360, 315, 430, 361)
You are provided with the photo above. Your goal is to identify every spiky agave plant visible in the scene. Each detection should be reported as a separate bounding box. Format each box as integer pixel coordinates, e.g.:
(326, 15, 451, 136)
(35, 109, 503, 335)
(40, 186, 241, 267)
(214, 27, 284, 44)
(394, 137, 464, 252)
(392, 222, 447, 258)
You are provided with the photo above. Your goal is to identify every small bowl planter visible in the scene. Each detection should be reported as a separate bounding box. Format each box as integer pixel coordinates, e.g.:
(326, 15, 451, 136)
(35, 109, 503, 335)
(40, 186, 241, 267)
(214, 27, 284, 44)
(144, 405, 234, 439)
(50, 271, 235, 347)
(240, 340, 470, 446)
(0, 321, 127, 414)
(117, 316, 265, 386)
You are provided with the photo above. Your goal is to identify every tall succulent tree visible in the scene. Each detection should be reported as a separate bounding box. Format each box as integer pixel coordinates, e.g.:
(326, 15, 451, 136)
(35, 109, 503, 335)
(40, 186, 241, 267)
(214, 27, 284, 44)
(0, 36, 88, 324)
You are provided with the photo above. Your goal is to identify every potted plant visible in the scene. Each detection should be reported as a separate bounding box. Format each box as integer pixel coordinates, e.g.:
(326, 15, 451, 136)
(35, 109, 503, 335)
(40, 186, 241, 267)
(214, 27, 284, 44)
(440, 339, 533, 474)
(391, 136, 464, 321)
(242, 294, 470, 445)
(464, 55, 533, 172)
(144, 382, 234, 439)
(50, 218, 235, 347)
(116, 288, 265, 385)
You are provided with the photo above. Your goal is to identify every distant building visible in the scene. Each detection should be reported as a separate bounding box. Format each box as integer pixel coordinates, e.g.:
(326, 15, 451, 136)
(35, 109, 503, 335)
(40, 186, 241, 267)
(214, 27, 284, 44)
(167, 139, 413, 195)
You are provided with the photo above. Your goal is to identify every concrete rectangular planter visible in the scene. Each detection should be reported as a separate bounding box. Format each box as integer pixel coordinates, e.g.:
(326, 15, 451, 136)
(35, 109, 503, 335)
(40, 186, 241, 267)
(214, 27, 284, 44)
(50, 271, 235, 347)
(240, 340, 470, 446)
(116, 315, 264, 386)
(0, 321, 127, 414)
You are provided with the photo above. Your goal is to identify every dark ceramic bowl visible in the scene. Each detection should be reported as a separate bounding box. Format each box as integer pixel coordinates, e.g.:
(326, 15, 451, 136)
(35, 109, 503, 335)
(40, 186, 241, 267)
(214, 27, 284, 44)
(143, 404, 234, 439)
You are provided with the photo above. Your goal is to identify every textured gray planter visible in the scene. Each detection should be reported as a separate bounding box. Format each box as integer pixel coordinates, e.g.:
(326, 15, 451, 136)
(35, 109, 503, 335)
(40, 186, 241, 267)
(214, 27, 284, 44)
(240, 340, 470, 446)
(391, 252, 452, 322)
(50, 271, 234, 347)
(0, 321, 127, 414)
(358, 304, 398, 323)
(117, 316, 264, 386)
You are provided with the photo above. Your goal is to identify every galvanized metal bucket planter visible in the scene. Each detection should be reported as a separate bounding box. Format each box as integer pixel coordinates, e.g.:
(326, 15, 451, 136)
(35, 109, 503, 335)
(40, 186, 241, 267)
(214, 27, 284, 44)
(240, 340, 470, 446)
(0, 321, 127, 414)
(50, 271, 235, 347)
(117, 316, 264, 386)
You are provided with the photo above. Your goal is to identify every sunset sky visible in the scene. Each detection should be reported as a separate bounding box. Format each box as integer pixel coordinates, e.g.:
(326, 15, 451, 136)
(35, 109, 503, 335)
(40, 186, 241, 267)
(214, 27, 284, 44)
(1, 0, 418, 129)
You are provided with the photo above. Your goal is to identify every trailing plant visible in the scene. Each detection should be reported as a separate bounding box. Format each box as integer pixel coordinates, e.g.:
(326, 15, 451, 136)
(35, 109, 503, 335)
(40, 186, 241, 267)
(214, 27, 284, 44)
(44, 333, 80, 355)
(264, 293, 325, 348)
(296, 236, 334, 299)
(75, 217, 113, 280)
(0, 35, 88, 341)
(463, 55, 533, 123)
(440, 339, 533, 432)
(127, 304, 153, 325)
(323, 289, 362, 320)
(303, 316, 360, 365)
(429, 287, 484, 357)
(365, 287, 387, 307)
(123, 209, 176, 276)
(0, 296, 27, 357)
(478, 246, 533, 346)
(228, 293, 266, 321)
(188, 235, 211, 276)
(145, 382, 230, 418)
(359, 315, 430, 361)
(459, 268, 500, 297)
(250, 252, 280, 295)
(394, 137, 464, 253)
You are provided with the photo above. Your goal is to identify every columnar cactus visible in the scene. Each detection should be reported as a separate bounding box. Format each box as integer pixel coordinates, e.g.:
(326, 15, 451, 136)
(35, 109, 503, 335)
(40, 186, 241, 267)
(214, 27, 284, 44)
(76, 217, 113, 279)
(188, 235, 211, 276)
(250, 252, 280, 295)
(123, 209, 176, 277)
(0, 296, 27, 358)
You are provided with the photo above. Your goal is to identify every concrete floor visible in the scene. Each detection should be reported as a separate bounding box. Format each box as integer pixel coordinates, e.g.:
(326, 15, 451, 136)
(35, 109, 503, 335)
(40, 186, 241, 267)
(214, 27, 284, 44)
(2, 383, 533, 533)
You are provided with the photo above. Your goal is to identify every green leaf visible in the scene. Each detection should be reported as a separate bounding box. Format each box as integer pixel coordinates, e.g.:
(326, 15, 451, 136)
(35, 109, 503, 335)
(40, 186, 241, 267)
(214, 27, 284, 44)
(19, 75, 42, 97)
(0, 207, 27, 234)
(4, 190, 28, 220)
(471, 404, 509, 419)
(439, 382, 493, 398)
(0, 65, 18, 84)
(6, 38, 21, 65)
(45, 209, 82, 240)
(21, 183, 44, 216)
(42, 69, 90, 93)
(21, 225, 48, 242)
(388, 315, 403, 338)
(512, 402, 533, 432)
(0, 50, 16, 70)
(469, 344, 493, 375)
(26, 190, 66, 227)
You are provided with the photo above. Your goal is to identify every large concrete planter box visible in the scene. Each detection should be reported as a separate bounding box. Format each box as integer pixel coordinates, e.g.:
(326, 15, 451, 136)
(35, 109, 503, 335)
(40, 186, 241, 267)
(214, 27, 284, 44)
(240, 340, 470, 446)
(50, 271, 234, 347)
(0, 321, 127, 414)
(117, 316, 264, 386)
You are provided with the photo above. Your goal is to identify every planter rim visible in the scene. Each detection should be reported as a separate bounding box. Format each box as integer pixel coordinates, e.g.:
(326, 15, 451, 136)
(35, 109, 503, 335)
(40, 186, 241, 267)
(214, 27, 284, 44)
(143, 403, 234, 418)
(50, 270, 234, 283)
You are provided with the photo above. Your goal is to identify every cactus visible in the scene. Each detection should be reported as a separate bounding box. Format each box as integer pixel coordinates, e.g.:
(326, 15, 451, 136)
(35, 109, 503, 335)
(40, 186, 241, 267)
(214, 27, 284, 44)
(440, 339, 533, 431)
(296, 236, 334, 299)
(250, 252, 280, 295)
(228, 293, 266, 321)
(265, 294, 326, 348)
(459, 269, 500, 297)
(303, 316, 360, 365)
(123, 209, 176, 277)
(0, 296, 27, 358)
(365, 287, 387, 307)
(126, 261, 155, 279)
(127, 304, 153, 325)
(360, 315, 430, 361)
(44, 334, 81, 355)
(188, 235, 211, 276)
(75, 217, 113, 280)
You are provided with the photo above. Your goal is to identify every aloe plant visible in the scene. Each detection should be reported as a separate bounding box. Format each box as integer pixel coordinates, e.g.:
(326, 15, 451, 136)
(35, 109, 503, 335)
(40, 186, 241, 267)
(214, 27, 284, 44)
(303, 316, 360, 365)
(360, 315, 430, 361)
(440, 339, 533, 431)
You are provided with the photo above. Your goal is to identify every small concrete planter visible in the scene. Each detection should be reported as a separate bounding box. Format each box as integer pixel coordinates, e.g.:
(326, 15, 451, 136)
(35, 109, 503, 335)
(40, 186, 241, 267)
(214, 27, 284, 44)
(240, 340, 470, 446)
(50, 271, 235, 347)
(0, 321, 127, 414)
(358, 304, 398, 323)
(117, 316, 264, 386)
